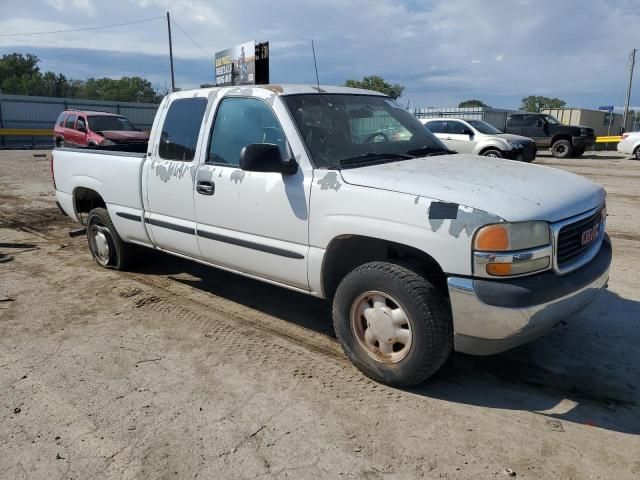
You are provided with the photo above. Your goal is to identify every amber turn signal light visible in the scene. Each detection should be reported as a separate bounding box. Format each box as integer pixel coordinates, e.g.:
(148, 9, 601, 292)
(474, 225, 509, 251)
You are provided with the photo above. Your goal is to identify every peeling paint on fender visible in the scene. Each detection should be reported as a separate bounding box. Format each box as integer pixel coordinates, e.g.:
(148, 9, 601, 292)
(429, 204, 502, 238)
(317, 172, 342, 191)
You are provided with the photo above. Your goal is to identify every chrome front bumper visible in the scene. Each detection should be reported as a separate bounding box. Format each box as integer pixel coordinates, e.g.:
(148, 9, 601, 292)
(448, 237, 611, 355)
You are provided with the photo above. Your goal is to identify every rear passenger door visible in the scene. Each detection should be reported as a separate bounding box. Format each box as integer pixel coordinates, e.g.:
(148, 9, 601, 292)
(424, 120, 451, 148)
(64, 114, 78, 146)
(444, 120, 474, 154)
(143, 94, 209, 258)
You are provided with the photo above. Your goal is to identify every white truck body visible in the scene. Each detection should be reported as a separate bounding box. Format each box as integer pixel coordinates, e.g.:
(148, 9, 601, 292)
(53, 85, 611, 384)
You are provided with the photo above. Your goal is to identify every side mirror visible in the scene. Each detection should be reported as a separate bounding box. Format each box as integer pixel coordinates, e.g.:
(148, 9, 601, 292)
(239, 143, 298, 175)
(462, 128, 473, 136)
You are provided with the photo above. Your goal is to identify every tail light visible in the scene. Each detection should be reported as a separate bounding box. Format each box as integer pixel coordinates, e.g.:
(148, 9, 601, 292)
(49, 152, 56, 189)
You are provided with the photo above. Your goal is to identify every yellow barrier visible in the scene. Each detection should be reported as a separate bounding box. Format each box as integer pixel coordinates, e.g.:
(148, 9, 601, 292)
(595, 135, 622, 143)
(0, 128, 53, 136)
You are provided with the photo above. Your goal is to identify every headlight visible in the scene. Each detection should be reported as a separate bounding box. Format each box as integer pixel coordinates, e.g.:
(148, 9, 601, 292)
(473, 221, 551, 277)
(100, 138, 116, 146)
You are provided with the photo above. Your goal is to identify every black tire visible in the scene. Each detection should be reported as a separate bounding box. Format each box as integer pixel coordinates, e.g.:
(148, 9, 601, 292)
(481, 149, 503, 158)
(572, 147, 585, 157)
(86, 207, 134, 270)
(551, 139, 573, 158)
(56, 138, 65, 148)
(634, 146, 640, 160)
(332, 261, 453, 387)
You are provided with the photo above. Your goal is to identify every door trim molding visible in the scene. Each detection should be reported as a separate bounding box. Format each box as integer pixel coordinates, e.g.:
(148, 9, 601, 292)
(197, 228, 304, 259)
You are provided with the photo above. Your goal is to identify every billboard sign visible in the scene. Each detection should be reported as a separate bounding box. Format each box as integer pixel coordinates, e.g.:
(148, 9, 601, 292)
(215, 41, 260, 86)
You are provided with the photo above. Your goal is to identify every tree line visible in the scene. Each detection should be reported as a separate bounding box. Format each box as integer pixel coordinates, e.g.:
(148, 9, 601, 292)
(1, 53, 604, 114)
(0, 53, 165, 103)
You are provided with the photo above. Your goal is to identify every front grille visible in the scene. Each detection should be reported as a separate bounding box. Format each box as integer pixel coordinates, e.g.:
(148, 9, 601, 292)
(556, 208, 603, 267)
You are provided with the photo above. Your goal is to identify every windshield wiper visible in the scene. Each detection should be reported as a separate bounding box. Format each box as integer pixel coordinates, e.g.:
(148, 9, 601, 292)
(338, 152, 415, 168)
(406, 146, 456, 157)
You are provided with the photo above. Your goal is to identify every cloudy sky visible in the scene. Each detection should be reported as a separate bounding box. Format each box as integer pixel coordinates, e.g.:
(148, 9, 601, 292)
(1, 0, 639, 109)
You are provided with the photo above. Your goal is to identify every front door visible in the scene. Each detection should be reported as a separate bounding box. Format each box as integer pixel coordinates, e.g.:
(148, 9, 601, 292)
(194, 96, 311, 289)
(144, 94, 209, 258)
(523, 115, 549, 147)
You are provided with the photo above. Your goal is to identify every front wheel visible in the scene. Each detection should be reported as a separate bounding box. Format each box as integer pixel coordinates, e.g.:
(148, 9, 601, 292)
(86, 207, 134, 270)
(551, 139, 573, 158)
(332, 262, 453, 387)
(481, 149, 503, 158)
(634, 146, 640, 160)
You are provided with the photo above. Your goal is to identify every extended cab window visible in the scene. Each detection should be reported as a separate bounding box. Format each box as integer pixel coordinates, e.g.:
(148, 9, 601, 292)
(65, 114, 77, 129)
(508, 115, 524, 127)
(208, 97, 286, 166)
(159, 97, 208, 161)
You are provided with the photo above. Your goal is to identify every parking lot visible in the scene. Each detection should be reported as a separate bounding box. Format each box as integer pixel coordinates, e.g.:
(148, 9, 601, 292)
(1, 149, 639, 479)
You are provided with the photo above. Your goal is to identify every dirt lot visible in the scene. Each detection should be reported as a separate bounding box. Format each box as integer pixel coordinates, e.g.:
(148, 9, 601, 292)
(1, 149, 639, 479)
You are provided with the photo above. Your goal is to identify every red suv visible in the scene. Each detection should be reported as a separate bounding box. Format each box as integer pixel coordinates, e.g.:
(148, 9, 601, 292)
(53, 110, 150, 148)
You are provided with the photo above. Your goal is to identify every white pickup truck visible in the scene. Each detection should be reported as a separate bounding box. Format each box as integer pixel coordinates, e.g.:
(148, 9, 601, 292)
(52, 85, 611, 386)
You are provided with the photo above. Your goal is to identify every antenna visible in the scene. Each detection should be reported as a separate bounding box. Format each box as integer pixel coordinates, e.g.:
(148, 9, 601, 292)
(311, 40, 321, 92)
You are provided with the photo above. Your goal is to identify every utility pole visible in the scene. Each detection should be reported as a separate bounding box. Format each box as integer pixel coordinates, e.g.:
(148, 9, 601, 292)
(622, 48, 636, 133)
(166, 11, 176, 92)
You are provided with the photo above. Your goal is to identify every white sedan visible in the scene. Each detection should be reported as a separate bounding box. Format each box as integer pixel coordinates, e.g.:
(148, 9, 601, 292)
(617, 132, 640, 159)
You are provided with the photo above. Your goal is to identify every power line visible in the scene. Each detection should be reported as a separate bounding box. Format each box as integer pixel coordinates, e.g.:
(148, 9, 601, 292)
(0, 15, 164, 37)
(171, 18, 212, 58)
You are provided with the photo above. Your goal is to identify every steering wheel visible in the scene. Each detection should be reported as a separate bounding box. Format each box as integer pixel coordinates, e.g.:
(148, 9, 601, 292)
(364, 131, 390, 143)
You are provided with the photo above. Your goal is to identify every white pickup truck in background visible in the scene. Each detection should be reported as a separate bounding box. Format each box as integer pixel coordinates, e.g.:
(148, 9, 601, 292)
(52, 85, 611, 386)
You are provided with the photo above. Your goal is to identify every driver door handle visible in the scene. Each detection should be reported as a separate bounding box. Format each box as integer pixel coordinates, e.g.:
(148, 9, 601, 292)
(196, 180, 215, 195)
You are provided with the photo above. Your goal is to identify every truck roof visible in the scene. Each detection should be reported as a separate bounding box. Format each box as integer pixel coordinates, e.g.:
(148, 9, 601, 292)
(179, 84, 389, 97)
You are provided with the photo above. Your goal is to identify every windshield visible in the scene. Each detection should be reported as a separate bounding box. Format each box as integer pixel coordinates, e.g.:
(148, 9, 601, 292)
(467, 119, 502, 135)
(282, 94, 451, 168)
(543, 114, 561, 125)
(88, 115, 136, 132)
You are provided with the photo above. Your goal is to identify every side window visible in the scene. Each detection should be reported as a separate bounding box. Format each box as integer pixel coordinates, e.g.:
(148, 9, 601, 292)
(56, 112, 67, 127)
(76, 117, 87, 131)
(425, 120, 446, 133)
(447, 121, 469, 134)
(507, 115, 523, 127)
(159, 97, 208, 161)
(523, 115, 540, 127)
(65, 114, 77, 129)
(208, 97, 287, 166)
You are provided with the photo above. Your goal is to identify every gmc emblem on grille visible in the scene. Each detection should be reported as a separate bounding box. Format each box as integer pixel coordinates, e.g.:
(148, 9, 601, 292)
(581, 223, 600, 246)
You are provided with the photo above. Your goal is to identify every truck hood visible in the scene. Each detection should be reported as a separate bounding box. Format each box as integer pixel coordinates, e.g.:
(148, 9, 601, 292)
(339, 154, 605, 223)
(100, 130, 150, 143)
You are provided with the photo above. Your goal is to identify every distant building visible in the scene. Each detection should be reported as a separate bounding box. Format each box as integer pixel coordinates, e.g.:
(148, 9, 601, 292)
(541, 108, 635, 136)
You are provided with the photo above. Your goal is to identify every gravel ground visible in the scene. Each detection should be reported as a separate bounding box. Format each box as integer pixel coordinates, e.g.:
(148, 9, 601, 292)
(1, 149, 639, 479)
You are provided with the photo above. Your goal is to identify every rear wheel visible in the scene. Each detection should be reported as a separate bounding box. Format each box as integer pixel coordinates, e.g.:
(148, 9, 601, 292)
(332, 261, 453, 387)
(634, 146, 640, 160)
(551, 139, 573, 158)
(481, 149, 503, 158)
(86, 207, 134, 270)
(56, 138, 64, 148)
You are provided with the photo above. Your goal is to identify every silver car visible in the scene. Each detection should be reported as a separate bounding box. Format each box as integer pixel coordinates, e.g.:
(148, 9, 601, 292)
(421, 117, 537, 162)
